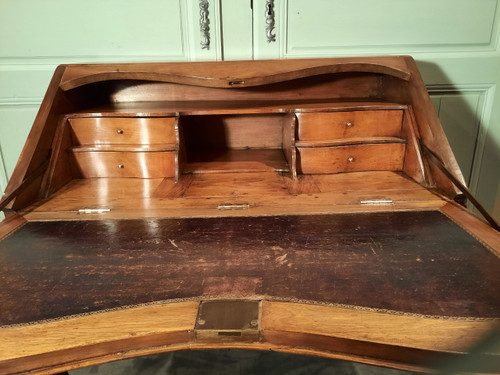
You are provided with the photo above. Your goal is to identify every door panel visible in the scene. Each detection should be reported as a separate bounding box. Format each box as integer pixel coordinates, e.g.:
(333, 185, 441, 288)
(431, 93, 483, 185)
(283, 0, 498, 56)
(0, 0, 188, 61)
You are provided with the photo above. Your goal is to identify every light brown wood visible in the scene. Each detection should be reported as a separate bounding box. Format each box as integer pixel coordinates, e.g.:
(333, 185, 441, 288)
(0, 302, 198, 375)
(40, 116, 74, 198)
(401, 107, 427, 185)
(261, 301, 499, 353)
(296, 110, 403, 141)
(71, 150, 176, 178)
(297, 143, 405, 174)
(1, 300, 497, 375)
(69, 117, 176, 146)
(181, 149, 289, 174)
(70, 101, 407, 117)
(282, 113, 297, 179)
(20, 172, 444, 221)
(59, 56, 412, 90)
(183, 172, 291, 198)
(295, 136, 405, 148)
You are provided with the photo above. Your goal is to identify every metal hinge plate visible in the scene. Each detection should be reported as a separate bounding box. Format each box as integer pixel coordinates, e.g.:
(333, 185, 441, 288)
(195, 300, 260, 342)
(78, 208, 111, 214)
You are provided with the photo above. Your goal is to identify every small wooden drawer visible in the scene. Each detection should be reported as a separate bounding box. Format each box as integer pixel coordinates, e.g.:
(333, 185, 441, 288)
(69, 117, 177, 146)
(296, 110, 403, 141)
(297, 143, 405, 174)
(71, 149, 176, 178)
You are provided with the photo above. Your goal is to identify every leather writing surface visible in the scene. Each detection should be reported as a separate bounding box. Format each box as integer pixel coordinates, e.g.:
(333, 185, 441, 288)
(1, 211, 499, 325)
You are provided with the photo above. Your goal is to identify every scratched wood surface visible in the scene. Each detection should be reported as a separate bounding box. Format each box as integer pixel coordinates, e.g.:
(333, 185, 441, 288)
(1, 210, 499, 327)
(21, 171, 445, 221)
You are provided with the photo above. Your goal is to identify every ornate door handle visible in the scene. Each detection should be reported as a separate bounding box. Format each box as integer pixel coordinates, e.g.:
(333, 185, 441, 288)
(199, 0, 210, 49)
(265, 0, 276, 43)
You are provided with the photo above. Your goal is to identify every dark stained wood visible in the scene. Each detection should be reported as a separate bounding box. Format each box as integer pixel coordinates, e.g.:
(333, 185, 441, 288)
(1, 211, 499, 326)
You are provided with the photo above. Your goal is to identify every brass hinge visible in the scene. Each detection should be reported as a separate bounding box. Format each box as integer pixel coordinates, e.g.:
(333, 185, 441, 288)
(360, 199, 393, 205)
(78, 208, 111, 214)
(217, 203, 250, 210)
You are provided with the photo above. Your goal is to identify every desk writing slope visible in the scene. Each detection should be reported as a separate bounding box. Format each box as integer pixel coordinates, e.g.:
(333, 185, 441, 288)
(1, 57, 499, 375)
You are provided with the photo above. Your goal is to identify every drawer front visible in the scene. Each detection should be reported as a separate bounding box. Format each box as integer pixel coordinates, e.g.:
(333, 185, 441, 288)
(72, 151, 176, 178)
(297, 110, 403, 141)
(69, 117, 177, 146)
(297, 143, 405, 174)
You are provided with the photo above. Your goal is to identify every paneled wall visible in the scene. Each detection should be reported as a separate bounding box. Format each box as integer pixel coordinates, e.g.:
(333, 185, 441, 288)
(1, 0, 500, 220)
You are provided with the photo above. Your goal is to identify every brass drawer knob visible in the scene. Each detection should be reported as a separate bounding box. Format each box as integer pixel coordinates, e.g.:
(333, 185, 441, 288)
(345, 122, 353, 127)
(347, 156, 355, 163)
(118, 164, 124, 168)
(117, 129, 124, 134)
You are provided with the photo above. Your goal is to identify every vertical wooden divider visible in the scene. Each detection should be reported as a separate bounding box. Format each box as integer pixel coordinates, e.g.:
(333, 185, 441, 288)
(283, 112, 297, 180)
(174, 116, 181, 183)
(401, 108, 429, 186)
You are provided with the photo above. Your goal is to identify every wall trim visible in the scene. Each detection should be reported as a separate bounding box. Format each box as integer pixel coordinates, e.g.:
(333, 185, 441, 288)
(0, 99, 42, 107)
(0, 148, 7, 195)
(427, 84, 495, 196)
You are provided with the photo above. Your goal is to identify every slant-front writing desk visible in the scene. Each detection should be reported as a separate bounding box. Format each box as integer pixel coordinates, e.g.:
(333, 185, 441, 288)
(1, 57, 499, 374)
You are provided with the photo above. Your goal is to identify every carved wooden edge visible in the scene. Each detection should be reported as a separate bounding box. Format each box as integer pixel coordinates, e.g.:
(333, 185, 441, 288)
(440, 202, 500, 258)
(58, 56, 412, 91)
(2, 65, 68, 211)
(402, 58, 465, 200)
(1, 300, 498, 374)
(0, 212, 26, 241)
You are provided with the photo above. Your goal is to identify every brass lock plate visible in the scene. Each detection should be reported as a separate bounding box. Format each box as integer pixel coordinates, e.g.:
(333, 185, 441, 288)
(195, 300, 260, 342)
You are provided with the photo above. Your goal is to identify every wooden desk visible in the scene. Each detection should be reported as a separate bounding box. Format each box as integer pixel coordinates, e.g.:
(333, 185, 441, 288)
(1, 57, 499, 374)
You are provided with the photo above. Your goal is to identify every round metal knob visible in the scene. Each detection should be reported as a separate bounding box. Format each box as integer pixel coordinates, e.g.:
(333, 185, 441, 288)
(345, 122, 353, 127)
(117, 129, 124, 134)
(118, 164, 124, 168)
(347, 156, 355, 163)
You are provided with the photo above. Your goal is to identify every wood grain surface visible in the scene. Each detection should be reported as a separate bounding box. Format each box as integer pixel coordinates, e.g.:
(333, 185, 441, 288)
(296, 110, 403, 141)
(1, 300, 498, 375)
(69, 117, 176, 146)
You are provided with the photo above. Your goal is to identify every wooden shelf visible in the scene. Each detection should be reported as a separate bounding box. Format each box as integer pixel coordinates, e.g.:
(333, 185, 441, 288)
(21, 171, 445, 221)
(69, 100, 407, 118)
(295, 137, 406, 148)
(182, 149, 290, 174)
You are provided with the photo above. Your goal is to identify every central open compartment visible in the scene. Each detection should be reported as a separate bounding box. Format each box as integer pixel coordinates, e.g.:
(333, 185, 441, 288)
(179, 113, 295, 175)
